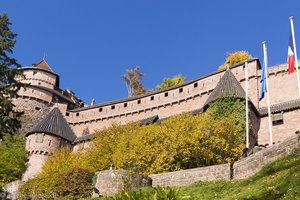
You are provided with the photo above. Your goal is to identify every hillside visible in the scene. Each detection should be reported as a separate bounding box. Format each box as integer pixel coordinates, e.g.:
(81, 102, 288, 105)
(93, 151, 300, 200)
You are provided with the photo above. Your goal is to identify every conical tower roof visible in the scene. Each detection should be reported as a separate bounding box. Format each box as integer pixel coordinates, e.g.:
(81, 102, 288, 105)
(204, 69, 247, 108)
(26, 108, 76, 142)
(32, 60, 54, 73)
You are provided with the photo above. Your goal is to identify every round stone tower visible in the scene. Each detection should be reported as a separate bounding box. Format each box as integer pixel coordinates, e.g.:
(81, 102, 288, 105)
(22, 107, 76, 181)
(13, 60, 83, 134)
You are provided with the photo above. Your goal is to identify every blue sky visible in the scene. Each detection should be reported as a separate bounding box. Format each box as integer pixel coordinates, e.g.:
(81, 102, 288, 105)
(2, 1, 300, 104)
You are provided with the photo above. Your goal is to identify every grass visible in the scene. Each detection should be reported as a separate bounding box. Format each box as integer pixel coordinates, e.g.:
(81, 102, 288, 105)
(90, 151, 300, 200)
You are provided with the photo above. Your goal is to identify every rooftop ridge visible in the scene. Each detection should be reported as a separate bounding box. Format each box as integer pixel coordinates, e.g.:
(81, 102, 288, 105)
(32, 59, 54, 73)
(203, 69, 247, 107)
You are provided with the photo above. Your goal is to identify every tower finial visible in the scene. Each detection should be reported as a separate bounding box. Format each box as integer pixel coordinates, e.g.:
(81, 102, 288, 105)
(43, 52, 47, 60)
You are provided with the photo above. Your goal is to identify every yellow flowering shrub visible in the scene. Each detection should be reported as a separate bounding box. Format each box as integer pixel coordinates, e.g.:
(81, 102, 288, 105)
(218, 51, 252, 71)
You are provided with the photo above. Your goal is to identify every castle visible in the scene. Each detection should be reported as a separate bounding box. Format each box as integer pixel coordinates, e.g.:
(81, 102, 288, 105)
(13, 58, 300, 181)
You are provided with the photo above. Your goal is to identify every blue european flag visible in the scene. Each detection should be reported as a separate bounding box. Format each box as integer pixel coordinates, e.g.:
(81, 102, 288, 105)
(259, 64, 267, 101)
(259, 42, 268, 101)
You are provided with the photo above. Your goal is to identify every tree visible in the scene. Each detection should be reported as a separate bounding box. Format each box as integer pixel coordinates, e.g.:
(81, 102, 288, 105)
(0, 13, 23, 136)
(218, 51, 251, 71)
(156, 74, 185, 91)
(122, 66, 146, 97)
(0, 133, 26, 188)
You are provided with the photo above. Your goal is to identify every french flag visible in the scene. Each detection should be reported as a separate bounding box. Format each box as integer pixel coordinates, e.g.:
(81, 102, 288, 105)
(288, 31, 295, 74)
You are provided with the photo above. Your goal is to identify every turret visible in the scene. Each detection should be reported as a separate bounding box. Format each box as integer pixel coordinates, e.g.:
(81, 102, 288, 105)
(13, 60, 84, 133)
(203, 69, 260, 148)
(22, 107, 76, 181)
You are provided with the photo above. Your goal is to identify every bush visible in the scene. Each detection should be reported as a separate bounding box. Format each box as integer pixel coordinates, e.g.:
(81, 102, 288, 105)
(87, 99, 245, 174)
(218, 51, 251, 71)
(19, 149, 94, 199)
(56, 168, 94, 199)
(0, 133, 26, 188)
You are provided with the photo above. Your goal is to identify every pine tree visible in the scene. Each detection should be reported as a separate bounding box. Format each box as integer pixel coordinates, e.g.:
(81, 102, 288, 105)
(0, 13, 23, 136)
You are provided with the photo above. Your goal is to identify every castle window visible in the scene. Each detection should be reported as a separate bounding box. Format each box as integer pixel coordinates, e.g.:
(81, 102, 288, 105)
(76, 113, 80, 117)
(36, 133, 44, 143)
(179, 88, 183, 93)
(124, 103, 128, 107)
(33, 71, 37, 75)
(150, 96, 154, 101)
(272, 113, 284, 126)
(164, 92, 168, 97)
(111, 105, 115, 110)
(38, 82, 41, 85)
(99, 108, 103, 112)
(137, 100, 141, 104)
(194, 82, 198, 88)
(35, 107, 41, 111)
(66, 112, 70, 116)
(48, 140, 51, 146)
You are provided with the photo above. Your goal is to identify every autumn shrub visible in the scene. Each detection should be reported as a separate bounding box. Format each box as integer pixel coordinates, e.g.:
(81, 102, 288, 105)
(87, 98, 245, 174)
(19, 148, 94, 199)
(56, 168, 94, 199)
(218, 51, 252, 71)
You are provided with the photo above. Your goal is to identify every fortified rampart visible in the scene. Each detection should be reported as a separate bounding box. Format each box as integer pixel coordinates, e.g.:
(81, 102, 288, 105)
(60, 58, 300, 147)
(12, 58, 300, 182)
(14, 58, 300, 146)
(66, 60, 259, 138)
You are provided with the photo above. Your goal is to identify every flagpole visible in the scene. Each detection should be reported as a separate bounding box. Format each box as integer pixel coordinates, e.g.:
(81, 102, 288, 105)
(245, 61, 249, 148)
(290, 16, 300, 97)
(262, 41, 273, 146)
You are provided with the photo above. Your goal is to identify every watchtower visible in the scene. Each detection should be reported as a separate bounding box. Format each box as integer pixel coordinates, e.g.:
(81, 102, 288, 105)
(22, 107, 76, 181)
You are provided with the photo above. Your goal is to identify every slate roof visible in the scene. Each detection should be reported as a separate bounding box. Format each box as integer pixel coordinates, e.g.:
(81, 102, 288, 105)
(73, 134, 93, 144)
(26, 108, 76, 142)
(192, 108, 202, 116)
(28, 85, 75, 104)
(32, 60, 54, 73)
(203, 69, 247, 107)
(140, 115, 159, 124)
(259, 99, 300, 116)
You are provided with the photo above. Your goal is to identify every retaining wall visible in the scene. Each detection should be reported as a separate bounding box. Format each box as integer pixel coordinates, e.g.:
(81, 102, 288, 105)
(150, 163, 231, 187)
(149, 133, 300, 187)
(233, 133, 300, 180)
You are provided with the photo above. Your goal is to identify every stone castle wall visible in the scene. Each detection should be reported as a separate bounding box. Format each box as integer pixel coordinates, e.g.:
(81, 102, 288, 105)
(66, 61, 260, 137)
(258, 109, 300, 145)
(13, 97, 53, 134)
(233, 133, 300, 179)
(22, 153, 49, 181)
(150, 163, 231, 187)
